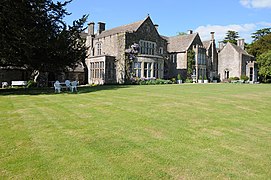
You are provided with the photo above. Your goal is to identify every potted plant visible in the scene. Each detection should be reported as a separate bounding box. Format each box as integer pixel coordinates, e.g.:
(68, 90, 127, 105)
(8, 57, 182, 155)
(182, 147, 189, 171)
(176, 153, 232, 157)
(177, 74, 182, 84)
(204, 75, 208, 83)
(198, 75, 203, 83)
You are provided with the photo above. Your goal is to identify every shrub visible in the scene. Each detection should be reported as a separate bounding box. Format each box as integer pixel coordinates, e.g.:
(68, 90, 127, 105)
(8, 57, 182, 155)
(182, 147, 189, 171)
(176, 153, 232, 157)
(171, 78, 176, 84)
(229, 77, 240, 80)
(177, 74, 181, 80)
(136, 78, 173, 85)
(27, 80, 37, 88)
(241, 75, 249, 81)
(185, 78, 193, 83)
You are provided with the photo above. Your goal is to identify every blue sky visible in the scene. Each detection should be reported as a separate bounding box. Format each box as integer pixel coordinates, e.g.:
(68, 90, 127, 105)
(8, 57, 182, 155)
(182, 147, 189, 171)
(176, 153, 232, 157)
(63, 0, 271, 43)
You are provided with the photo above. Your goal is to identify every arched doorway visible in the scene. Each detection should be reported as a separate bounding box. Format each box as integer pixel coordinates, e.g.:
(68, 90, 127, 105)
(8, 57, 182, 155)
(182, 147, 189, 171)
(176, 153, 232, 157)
(224, 69, 229, 79)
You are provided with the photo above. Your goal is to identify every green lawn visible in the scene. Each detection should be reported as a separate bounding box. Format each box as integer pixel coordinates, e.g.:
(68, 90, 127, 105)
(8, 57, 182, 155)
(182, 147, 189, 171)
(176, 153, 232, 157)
(1, 84, 271, 179)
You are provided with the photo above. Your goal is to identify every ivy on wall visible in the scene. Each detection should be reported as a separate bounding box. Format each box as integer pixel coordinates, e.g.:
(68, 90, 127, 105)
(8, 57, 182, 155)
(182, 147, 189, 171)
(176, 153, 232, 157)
(187, 50, 195, 78)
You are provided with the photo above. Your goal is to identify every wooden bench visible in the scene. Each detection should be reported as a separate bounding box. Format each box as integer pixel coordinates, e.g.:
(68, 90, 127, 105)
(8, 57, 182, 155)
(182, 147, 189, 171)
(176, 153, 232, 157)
(11, 81, 27, 87)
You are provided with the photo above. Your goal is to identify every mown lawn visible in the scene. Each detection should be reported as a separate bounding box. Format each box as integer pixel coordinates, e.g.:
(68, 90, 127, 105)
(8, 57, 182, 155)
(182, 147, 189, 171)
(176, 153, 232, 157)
(0, 84, 271, 179)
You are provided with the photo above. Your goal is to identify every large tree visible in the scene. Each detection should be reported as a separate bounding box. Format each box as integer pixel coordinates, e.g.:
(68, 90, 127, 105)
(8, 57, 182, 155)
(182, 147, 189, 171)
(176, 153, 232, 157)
(247, 33, 271, 57)
(223, 30, 239, 45)
(251, 28, 271, 42)
(0, 0, 88, 82)
(257, 50, 271, 82)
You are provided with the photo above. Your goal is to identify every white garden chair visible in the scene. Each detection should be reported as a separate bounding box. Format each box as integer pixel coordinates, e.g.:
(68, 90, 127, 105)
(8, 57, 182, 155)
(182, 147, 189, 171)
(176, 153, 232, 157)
(54, 80, 61, 93)
(65, 80, 71, 91)
(71, 81, 78, 92)
(2, 82, 8, 88)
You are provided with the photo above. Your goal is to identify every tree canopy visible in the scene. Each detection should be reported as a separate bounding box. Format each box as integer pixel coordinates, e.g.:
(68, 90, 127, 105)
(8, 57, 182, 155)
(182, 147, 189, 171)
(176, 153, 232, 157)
(177, 32, 187, 36)
(247, 28, 271, 82)
(223, 30, 239, 45)
(247, 33, 271, 57)
(257, 50, 271, 82)
(251, 28, 271, 42)
(0, 0, 88, 80)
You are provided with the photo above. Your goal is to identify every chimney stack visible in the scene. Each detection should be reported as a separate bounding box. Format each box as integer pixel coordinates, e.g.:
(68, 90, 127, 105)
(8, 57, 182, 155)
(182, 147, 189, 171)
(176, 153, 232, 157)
(210, 32, 215, 41)
(97, 22, 106, 35)
(187, 30, 193, 34)
(88, 22, 95, 36)
(237, 38, 245, 50)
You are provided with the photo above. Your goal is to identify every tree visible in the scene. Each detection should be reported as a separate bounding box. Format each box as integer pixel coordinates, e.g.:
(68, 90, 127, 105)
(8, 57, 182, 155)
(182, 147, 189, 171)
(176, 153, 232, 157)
(177, 32, 187, 36)
(247, 34, 271, 57)
(257, 50, 271, 82)
(223, 30, 239, 45)
(251, 28, 271, 42)
(0, 0, 88, 83)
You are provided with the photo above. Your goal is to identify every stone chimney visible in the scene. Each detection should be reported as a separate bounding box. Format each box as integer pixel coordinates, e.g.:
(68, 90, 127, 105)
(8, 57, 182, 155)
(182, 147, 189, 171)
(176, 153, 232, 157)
(187, 30, 193, 34)
(237, 38, 245, 50)
(154, 24, 159, 31)
(97, 22, 106, 35)
(210, 32, 215, 41)
(88, 22, 95, 36)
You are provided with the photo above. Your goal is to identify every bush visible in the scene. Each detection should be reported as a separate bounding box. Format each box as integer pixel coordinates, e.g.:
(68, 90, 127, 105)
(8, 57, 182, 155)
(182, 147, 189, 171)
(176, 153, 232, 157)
(177, 74, 181, 80)
(171, 78, 176, 84)
(27, 80, 37, 88)
(229, 77, 240, 80)
(185, 78, 193, 83)
(241, 75, 249, 81)
(134, 78, 173, 85)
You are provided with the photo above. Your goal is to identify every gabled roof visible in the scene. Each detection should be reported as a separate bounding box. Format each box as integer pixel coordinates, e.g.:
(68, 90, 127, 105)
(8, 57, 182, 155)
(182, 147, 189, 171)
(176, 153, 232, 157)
(167, 33, 198, 52)
(202, 40, 211, 49)
(228, 42, 254, 57)
(96, 17, 148, 39)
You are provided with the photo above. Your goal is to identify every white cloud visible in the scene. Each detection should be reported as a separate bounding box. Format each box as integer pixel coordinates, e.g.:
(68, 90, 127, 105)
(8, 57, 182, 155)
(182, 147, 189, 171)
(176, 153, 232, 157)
(194, 22, 271, 43)
(240, 0, 271, 8)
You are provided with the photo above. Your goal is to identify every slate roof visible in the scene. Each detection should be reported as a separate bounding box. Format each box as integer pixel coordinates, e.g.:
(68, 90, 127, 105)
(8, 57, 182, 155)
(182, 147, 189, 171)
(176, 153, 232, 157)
(167, 33, 198, 52)
(229, 42, 254, 57)
(96, 18, 145, 39)
(202, 40, 211, 49)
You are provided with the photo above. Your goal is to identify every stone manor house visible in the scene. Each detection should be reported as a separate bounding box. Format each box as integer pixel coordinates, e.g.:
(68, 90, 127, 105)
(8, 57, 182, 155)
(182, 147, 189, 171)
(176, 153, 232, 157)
(85, 16, 257, 84)
(0, 16, 257, 86)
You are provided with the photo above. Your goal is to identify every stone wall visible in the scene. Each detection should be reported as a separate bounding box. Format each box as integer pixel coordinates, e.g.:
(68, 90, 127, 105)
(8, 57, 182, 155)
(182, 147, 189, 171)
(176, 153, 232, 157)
(218, 44, 240, 79)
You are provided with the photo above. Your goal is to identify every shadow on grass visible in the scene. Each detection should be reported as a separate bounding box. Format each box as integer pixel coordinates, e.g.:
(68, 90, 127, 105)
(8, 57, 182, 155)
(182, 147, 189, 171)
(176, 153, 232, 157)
(0, 85, 130, 96)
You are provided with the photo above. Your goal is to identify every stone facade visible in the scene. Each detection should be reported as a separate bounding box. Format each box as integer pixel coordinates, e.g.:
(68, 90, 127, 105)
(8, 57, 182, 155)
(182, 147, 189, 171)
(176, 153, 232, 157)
(85, 16, 167, 84)
(203, 32, 219, 81)
(167, 31, 208, 81)
(218, 41, 257, 82)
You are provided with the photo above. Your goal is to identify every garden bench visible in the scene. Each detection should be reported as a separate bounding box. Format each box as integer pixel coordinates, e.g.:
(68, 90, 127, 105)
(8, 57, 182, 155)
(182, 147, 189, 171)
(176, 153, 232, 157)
(11, 81, 27, 87)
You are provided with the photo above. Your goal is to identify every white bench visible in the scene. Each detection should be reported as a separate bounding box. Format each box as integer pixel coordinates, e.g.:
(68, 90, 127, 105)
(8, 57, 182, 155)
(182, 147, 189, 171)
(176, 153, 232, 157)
(11, 81, 27, 87)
